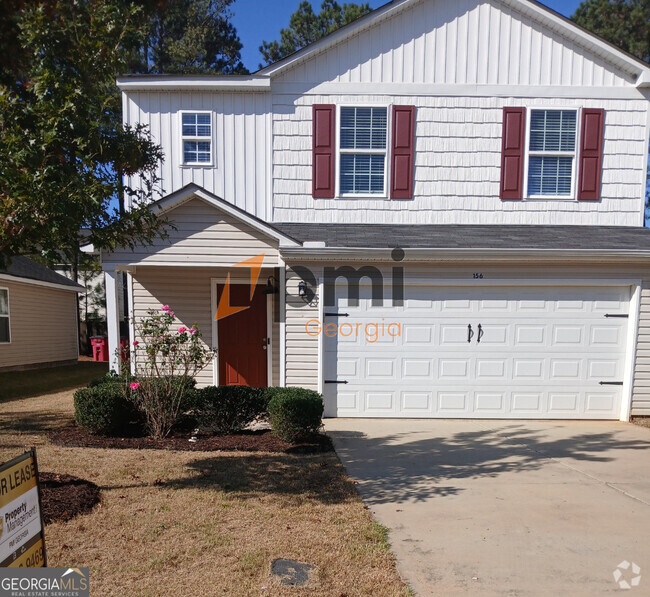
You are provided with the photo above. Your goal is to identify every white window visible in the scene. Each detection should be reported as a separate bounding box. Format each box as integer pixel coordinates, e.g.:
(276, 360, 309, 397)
(0, 288, 10, 343)
(339, 106, 387, 196)
(526, 109, 577, 197)
(181, 112, 212, 165)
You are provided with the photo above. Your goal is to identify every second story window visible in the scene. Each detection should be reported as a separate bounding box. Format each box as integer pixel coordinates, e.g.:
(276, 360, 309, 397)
(0, 288, 10, 343)
(339, 107, 387, 195)
(181, 112, 212, 165)
(527, 109, 577, 197)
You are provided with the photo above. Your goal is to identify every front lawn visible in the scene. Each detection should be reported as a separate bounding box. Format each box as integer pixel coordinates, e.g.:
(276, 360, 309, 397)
(0, 361, 109, 401)
(0, 390, 410, 596)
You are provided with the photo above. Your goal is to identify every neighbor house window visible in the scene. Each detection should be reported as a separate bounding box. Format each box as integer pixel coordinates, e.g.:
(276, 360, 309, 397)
(527, 109, 577, 196)
(0, 288, 9, 343)
(181, 112, 212, 165)
(339, 106, 387, 195)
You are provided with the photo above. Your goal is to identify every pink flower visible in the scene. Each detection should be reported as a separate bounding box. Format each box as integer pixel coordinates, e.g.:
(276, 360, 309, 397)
(161, 305, 170, 311)
(130, 382, 140, 390)
(178, 326, 187, 334)
(132, 340, 139, 346)
(168, 311, 175, 318)
(188, 327, 197, 335)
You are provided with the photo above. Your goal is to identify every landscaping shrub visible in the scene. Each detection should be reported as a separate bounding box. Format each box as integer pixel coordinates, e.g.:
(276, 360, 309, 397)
(88, 371, 129, 388)
(192, 385, 267, 434)
(268, 388, 324, 443)
(74, 384, 142, 436)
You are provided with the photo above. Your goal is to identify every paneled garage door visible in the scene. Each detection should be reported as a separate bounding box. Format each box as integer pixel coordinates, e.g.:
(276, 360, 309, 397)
(322, 285, 630, 419)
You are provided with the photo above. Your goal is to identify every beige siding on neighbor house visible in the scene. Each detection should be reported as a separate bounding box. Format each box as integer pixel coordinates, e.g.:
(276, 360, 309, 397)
(131, 267, 280, 388)
(104, 197, 279, 267)
(0, 279, 78, 371)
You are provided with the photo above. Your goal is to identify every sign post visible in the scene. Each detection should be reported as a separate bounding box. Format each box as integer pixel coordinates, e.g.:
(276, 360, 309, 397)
(0, 449, 47, 567)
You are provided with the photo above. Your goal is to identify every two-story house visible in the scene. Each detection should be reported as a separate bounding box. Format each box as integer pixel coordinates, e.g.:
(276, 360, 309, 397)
(103, 0, 650, 421)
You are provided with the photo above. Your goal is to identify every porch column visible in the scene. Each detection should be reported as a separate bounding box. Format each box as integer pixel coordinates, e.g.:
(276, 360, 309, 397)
(105, 266, 121, 373)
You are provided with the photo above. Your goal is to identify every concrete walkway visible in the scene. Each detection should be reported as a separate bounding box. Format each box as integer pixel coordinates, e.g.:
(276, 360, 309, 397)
(324, 419, 650, 596)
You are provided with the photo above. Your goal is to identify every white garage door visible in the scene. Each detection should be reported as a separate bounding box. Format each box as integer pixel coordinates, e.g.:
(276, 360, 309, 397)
(322, 285, 630, 419)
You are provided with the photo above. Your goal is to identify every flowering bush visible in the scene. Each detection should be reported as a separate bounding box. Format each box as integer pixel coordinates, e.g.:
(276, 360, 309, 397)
(124, 306, 213, 439)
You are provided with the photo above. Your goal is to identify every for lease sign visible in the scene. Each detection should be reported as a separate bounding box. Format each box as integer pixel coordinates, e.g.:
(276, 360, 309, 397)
(0, 450, 46, 567)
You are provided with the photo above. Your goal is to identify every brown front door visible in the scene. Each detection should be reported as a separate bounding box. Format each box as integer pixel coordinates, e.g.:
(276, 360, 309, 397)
(217, 283, 268, 387)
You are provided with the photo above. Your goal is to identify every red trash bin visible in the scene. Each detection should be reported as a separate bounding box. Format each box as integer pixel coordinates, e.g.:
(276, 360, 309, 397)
(90, 336, 109, 362)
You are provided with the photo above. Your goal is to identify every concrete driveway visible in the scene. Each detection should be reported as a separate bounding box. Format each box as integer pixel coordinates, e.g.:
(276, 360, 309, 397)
(324, 419, 650, 596)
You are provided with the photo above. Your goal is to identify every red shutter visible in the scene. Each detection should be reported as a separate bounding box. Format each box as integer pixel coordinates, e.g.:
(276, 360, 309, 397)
(390, 105, 415, 199)
(312, 104, 335, 198)
(577, 108, 604, 201)
(499, 107, 526, 200)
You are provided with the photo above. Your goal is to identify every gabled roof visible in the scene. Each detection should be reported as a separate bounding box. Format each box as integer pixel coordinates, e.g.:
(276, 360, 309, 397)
(0, 257, 84, 291)
(152, 184, 301, 247)
(257, 0, 650, 85)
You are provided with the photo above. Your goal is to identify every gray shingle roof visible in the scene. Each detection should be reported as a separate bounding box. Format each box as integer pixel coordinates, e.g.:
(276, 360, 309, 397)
(0, 256, 83, 289)
(273, 224, 650, 251)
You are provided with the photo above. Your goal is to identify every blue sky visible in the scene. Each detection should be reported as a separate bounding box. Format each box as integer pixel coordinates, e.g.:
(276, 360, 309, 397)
(231, 0, 584, 73)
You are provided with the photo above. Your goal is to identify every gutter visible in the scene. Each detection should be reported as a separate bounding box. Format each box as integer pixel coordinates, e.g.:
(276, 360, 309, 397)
(116, 75, 271, 92)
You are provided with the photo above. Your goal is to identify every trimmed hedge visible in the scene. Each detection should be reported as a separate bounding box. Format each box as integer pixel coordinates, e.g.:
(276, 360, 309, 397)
(191, 385, 267, 434)
(268, 388, 324, 443)
(73, 384, 142, 436)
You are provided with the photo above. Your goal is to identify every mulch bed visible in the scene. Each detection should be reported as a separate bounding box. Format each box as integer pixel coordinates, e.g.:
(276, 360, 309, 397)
(39, 472, 101, 524)
(48, 426, 333, 454)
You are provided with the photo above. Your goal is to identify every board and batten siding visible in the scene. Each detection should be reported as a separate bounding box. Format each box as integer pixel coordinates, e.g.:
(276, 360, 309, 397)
(272, 0, 635, 87)
(104, 198, 280, 267)
(131, 267, 280, 388)
(0, 280, 78, 371)
(632, 285, 650, 415)
(272, 95, 648, 225)
(123, 92, 272, 221)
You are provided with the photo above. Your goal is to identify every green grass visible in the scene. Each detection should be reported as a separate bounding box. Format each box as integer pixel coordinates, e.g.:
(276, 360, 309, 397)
(0, 361, 108, 401)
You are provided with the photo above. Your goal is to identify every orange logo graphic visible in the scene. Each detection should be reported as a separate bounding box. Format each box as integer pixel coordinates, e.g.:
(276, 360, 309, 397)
(214, 254, 266, 321)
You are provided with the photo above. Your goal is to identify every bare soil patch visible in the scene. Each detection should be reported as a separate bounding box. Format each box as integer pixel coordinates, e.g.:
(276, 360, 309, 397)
(48, 426, 333, 454)
(39, 472, 101, 524)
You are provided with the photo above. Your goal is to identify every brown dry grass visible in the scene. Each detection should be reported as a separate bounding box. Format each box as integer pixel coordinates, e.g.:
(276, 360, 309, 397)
(0, 391, 410, 596)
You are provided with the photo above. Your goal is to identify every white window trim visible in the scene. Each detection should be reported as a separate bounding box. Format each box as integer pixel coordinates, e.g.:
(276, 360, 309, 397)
(0, 287, 10, 344)
(523, 107, 580, 201)
(335, 104, 390, 200)
(179, 110, 214, 167)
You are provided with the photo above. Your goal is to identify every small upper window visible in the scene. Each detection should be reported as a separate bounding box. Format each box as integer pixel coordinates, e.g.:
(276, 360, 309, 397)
(0, 289, 10, 343)
(339, 107, 387, 195)
(527, 109, 577, 197)
(181, 112, 212, 165)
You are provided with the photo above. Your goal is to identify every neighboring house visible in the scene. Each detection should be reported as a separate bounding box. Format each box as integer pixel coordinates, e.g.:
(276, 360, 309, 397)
(103, 0, 650, 421)
(0, 257, 83, 372)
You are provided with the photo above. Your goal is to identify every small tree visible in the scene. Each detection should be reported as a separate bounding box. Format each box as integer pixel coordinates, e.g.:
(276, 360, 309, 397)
(126, 306, 213, 439)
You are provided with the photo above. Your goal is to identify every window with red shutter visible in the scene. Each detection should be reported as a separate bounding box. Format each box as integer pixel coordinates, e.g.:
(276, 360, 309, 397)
(390, 105, 415, 199)
(312, 104, 335, 198)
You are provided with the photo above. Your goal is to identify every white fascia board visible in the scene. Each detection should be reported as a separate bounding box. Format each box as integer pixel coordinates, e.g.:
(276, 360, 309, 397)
(154, 185, 300, 247)
(0, 273, 84, 293)
(116, 75, 271, 92)
(279, 247, 650, 262)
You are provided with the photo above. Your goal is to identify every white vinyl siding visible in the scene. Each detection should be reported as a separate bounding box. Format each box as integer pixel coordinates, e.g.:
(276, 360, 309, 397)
(526, 109, 577, 197)
(632, 285, 650, 416)
(339, 107, 388, 196)
(103, 198, 280, 267)
(0, 288, 9, 343)
(0, 281, 78, 371)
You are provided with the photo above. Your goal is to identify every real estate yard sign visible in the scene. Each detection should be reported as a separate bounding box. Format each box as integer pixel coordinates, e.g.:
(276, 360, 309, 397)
(0, 450, 46, 567)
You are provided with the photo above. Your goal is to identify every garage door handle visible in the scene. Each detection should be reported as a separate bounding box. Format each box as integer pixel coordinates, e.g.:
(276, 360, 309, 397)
(467, 324, 473, 343)
(324, 380, 348, 384)
(599, 381, 623, 386)
(477, 323, 484, 343)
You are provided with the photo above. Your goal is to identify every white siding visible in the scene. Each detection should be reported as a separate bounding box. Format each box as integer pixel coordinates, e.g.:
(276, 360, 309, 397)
(272, 95, 648, 225)
(123, 92, 271, 220)
(632, 285, 650, 416)
(0, 281, 78, 371)
(104, 197, 280, 267)
(273, 0, 635, 87)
